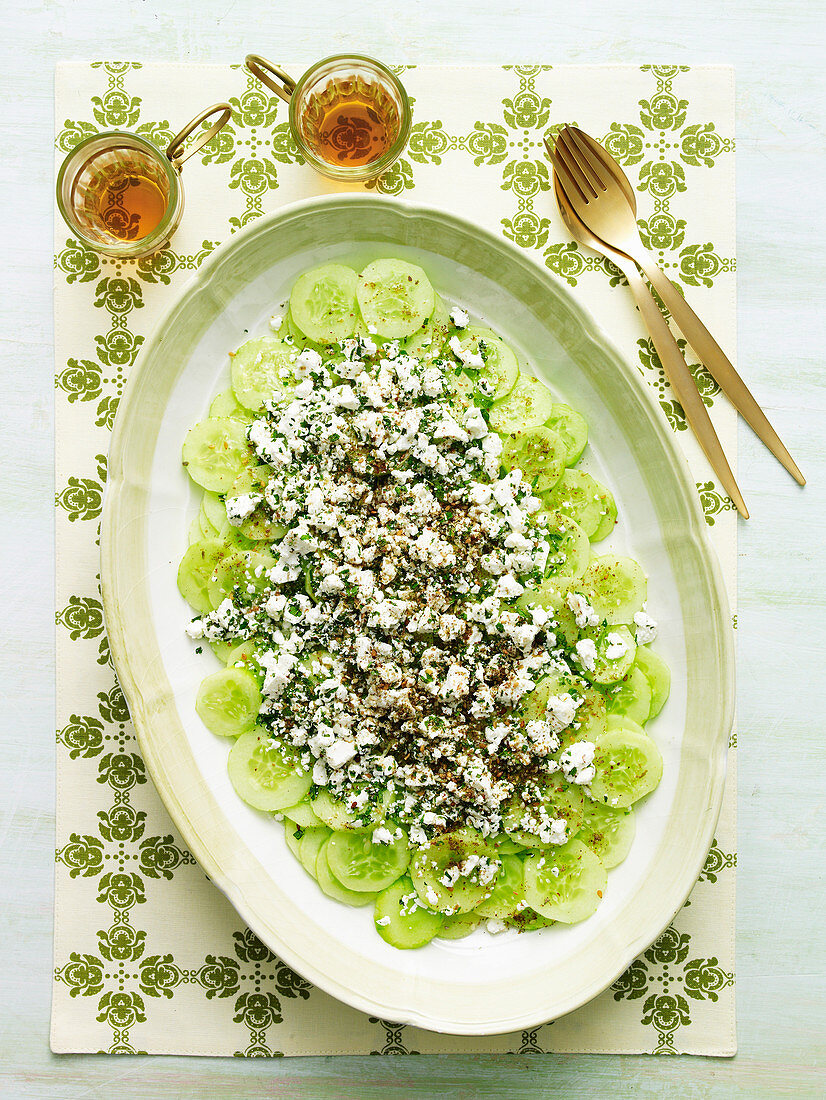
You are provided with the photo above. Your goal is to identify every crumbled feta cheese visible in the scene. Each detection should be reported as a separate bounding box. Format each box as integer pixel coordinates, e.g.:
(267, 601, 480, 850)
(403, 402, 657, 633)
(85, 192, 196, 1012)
(604, 632, 630, 661)
(566, 591, 600, 628)
(560, 740, 596, 785)
(574, 638, 598, 672)
(634, 610, 658, 644)
(450, 306, 470, 328)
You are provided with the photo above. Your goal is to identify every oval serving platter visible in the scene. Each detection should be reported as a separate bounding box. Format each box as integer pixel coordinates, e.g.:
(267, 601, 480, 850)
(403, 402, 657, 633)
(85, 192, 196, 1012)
(101, 195, 733, 1035)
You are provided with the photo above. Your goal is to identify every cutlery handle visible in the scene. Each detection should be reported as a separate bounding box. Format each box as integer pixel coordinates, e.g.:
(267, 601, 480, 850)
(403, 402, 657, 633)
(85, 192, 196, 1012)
(624, 266, 749, 519)
(637, 258, 805, 486)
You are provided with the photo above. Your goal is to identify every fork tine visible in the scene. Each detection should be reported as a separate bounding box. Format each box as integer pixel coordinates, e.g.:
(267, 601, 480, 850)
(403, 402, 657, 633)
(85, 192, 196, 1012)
(558, 126, 608, 196)
(552, 136, 598, 202)
(544, 137, 591, 205)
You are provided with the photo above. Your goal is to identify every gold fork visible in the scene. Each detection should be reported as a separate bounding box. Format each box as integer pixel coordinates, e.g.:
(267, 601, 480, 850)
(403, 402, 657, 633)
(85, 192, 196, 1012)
(552, 125, 804, 488)
(549, 169, 748, 518)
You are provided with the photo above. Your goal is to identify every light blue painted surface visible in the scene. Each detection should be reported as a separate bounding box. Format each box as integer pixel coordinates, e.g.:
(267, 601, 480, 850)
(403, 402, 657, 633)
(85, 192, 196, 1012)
(1, 0, 824, 1095)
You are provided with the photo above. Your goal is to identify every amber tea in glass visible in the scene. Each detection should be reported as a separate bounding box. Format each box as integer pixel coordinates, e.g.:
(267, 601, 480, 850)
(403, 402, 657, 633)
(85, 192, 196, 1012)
(246, 54, 412, 182)
(56, 104, 232, 259)
(303, 75, 399, 167)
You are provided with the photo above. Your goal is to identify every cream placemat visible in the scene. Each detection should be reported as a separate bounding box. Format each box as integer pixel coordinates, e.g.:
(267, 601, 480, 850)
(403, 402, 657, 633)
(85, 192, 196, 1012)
(52, 61, 737, 1056)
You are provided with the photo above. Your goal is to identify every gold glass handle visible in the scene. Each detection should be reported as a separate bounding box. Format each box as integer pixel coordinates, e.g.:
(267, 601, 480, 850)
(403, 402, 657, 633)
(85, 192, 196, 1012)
(166, 103, 233, 169)
(245, 54, 296, 104)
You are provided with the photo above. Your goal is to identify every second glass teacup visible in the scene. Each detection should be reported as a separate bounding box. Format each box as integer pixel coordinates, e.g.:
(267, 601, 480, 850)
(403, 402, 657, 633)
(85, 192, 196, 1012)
(245, 54, 411, 182)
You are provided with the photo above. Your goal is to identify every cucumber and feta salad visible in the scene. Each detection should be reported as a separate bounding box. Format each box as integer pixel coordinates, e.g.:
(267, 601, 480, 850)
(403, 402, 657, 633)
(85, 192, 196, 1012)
(178, 257, 670, 950)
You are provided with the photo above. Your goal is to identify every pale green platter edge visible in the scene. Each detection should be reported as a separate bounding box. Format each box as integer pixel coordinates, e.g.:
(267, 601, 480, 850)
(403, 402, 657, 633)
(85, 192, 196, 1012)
(99, 194, 734, 1035)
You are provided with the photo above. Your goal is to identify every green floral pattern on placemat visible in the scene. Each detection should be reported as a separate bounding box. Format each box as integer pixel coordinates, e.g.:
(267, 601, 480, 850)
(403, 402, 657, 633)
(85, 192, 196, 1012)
(53, 62, 737, 1056)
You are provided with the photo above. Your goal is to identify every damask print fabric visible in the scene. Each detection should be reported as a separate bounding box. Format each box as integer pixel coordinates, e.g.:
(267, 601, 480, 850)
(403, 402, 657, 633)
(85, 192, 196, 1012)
(52, 62, 737, 1056)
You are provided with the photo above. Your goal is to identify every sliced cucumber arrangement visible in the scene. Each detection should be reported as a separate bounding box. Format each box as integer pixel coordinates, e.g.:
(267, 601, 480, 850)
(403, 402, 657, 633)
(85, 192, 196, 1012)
(290, 263, 358, 343)
(182, 418, 252, 493)
(231, 336, 297, 412)
(457, 326, 519, 400)
(357, 258, 434, 338)
(179, 255, 671, 951)
(523, 840, 607, 923)
(589, 728, 664, 808)
(227, 730, 312, 811)
(501, 425, 565, 491)
(488, 373, 556, 434)
(195, 667, 262, 737)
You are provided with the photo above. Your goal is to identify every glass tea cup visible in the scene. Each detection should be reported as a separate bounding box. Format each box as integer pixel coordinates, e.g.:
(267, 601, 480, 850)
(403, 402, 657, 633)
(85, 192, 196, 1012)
(245, 53, 411, 182)
(56, 103, 233, 259)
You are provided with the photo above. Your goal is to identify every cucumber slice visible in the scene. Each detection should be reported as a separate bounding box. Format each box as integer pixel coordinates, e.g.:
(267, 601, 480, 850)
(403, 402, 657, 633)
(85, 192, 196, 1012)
(520, 670, 581, 724)
(409, 829, 498, 915)
(209, 639, 233, 663)
(177, 538, 234, 613)
(559, 685, 607, 749)
(403, 294, 450, 361)
(590, 483, 618, 542)
(188, 516, 204, 546)
(195, 667, 262, 737)
(488, 373, 555, 434)
(230, 336, 298, 412)
(436, 912, 482, 940)
(537, 512, 590, 585)
(503, 774, 586, 848)
(226, 638, 263, 680)
(209, 389, 247, 420)
(208, 548, 275, 609)
(606, 713, 645, 735)
(357, 259, 435, 339)
(475, 854, 525, 918)
(508, 908, 556, 931)
(542, 469, 605, 538)
(290, 263, 358, 343)
(580, 624, 637, 685)
(489, 834, 526, 856)
(316, 838, 378, 907)
(310, 787, 391, 830)
(582, 555, 647, 625)
(281, 800, 324, 828)
(374, 876, 444, 949)
(298, 826, 331, 879)
(547, 403, 588, 466)
(515, 581, 578, 647)
(227, 729, 312, 811)
(523, 840, 607, 923)
(589, 728, 663, 808)
(198, 506, 219, 540)
(457, 326, 518, 400)
(326, 828, 410, 892)
(634, 645, 671, 719)
(501, 425, 565, 492)
(576, 802, 635, 869)
(202, 490, 228, 530)
(182, 417, 253, 493)
(227, 464, 285, 542)
(605, 666, 653, 726)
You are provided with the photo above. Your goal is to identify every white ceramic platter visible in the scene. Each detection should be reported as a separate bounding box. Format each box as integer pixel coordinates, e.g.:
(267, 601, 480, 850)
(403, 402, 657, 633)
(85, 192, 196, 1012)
(101, 195, 733, 1035)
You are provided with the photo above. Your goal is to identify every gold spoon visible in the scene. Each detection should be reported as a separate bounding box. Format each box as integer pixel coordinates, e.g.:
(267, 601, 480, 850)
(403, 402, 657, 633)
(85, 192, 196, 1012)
(552, 125, 804, 486)
(550, 170, 748, 519)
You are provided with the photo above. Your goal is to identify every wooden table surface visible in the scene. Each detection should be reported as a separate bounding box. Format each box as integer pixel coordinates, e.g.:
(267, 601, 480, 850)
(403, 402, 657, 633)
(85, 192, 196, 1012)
(2, 0, 824, 1095)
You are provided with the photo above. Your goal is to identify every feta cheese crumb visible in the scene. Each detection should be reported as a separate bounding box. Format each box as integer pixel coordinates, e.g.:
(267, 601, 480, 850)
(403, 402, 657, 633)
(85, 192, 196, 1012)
(560, 740, 596, 785)
(574, 638, 598, 672)
(604, 632, 630, 661)
(566, 591, 600, 628)
(450, 306, 470, 328)
(634, 610, 658, 644)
